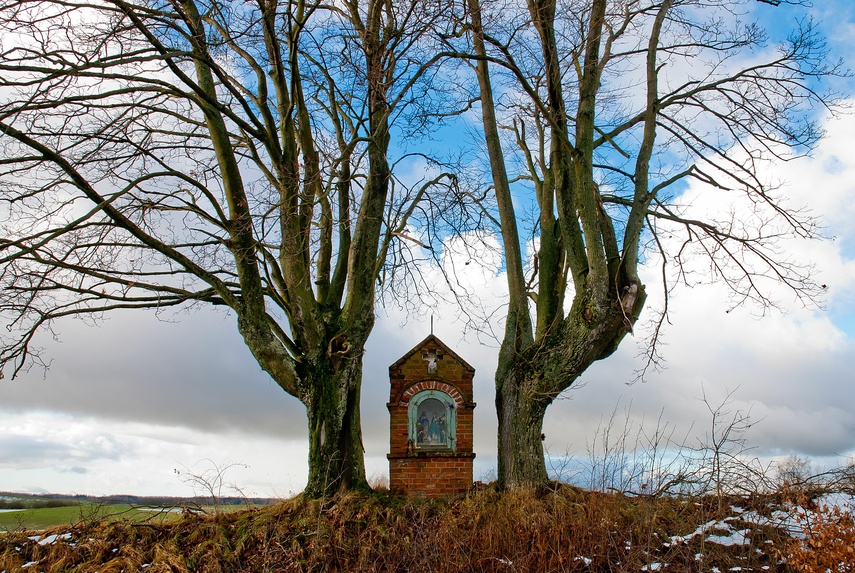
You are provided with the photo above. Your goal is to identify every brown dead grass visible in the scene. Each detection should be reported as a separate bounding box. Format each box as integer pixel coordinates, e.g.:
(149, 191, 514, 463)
(0, 485, 814, 572)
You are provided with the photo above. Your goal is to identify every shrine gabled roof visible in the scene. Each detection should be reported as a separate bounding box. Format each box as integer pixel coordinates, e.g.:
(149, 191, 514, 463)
(389, 333, 475, 372)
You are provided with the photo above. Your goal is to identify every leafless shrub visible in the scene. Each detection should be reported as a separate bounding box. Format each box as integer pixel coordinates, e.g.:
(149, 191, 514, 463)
(174, 459, 249, 515)
(692, 388, 773, 505)
(560, 387, 781, 507)
(780, 500, 855, 572)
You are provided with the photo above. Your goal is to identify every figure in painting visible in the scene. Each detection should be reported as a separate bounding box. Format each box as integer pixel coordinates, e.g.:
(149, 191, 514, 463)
(429, 414, 439, 443)
(415, 397, 449, 447)
(417, 411, 429, 444)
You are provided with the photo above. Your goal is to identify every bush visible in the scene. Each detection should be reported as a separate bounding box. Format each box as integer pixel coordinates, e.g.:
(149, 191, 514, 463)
(783, 502, 855, 572)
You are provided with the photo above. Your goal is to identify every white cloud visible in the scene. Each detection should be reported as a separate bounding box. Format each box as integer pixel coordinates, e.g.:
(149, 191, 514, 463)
(0, 410, 309, 497)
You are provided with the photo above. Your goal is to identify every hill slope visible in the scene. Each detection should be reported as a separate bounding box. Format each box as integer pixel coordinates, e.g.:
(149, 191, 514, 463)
(1, 485, 851, 572)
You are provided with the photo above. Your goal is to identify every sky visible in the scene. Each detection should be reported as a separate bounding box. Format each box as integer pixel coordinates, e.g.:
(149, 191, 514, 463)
(2, 1, 855, 498)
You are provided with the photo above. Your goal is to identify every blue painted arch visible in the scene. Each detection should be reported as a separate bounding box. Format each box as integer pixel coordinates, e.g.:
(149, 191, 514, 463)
(408, 389, 457, 452)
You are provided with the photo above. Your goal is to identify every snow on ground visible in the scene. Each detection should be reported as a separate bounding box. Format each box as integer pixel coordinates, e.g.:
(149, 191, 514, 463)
(635, 492, 855, 571)
(818, 492, 854, 511)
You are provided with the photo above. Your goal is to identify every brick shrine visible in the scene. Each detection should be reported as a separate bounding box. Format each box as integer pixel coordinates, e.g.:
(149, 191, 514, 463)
(387, 334, 476, 497)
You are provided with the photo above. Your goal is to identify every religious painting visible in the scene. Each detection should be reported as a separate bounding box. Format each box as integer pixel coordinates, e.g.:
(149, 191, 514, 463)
(408, 389, 456, 451)
(416, 397, 447, 446)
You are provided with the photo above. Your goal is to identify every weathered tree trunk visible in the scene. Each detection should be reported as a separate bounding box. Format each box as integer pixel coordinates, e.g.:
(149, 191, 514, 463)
(496, 368, 549, 488)
(496, 284, 646, 489)
(301, 340, 369, 498)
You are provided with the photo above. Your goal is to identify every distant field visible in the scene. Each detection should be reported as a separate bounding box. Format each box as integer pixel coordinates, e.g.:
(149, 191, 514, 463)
(0, 492, 271, 532)
(0, 503, 195, 532)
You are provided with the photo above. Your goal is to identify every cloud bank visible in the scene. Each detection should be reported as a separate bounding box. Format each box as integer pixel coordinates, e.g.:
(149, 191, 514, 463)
(3, 105, 855, 497)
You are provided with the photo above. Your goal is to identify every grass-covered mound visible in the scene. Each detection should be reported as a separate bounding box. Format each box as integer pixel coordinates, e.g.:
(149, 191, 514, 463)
(0, 484, 849, 572)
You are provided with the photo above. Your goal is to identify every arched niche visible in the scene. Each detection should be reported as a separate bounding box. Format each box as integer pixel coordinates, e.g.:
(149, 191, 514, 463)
(408, 389, 456, 452)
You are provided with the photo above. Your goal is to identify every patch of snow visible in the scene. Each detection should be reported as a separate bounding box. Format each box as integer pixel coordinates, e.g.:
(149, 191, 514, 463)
(641, 564, 662, 571)
(670, 519, 715, 544)
(818, 493, 855, 511)
(37, 533, 71, 546)
(741, 505, 810, 539)
(37, 534, 58, 546)
(573, 556, 592, 566)
(706, 529, 750, 546)
(20, 562, 38, 569)
(671, 518, 748, 546)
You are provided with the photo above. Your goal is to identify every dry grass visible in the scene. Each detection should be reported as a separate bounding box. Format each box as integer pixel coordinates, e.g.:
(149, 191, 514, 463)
(0, 484, 833, 572)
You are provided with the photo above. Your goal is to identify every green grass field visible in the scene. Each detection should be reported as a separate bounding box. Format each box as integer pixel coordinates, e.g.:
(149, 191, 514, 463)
(0, 503, 185, 532)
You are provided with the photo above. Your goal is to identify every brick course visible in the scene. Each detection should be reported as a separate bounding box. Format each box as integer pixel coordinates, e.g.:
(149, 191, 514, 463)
(388, 455, 475, 497)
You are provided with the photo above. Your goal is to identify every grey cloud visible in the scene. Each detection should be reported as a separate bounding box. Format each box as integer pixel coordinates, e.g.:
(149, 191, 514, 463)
(0, 433, 124, 469)
(0, 436, 69, 467)
(752, 404, 855, 457)
(64, 466, 88, 474)
(2, 308, 306, 440)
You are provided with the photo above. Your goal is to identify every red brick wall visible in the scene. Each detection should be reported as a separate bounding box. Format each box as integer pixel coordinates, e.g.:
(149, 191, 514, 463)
(389, 455, 474, 497)
(387, 335, 476, 498)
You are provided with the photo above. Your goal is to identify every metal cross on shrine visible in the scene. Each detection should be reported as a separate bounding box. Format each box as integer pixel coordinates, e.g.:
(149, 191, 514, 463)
(422, 349, 443, 374)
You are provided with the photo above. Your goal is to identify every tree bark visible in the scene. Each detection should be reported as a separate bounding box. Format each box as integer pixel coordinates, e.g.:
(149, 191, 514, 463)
(496, 281, 646, 489)
(496, 367, 549, 488)
(301, 336, 369, 497)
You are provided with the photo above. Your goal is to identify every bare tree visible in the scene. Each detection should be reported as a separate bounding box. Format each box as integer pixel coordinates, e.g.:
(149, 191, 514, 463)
(0, 0, 456, 496)
(460, 0, 846, 488)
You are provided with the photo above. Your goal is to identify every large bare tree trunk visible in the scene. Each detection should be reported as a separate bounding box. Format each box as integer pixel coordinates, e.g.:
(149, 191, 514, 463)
(302, 347, 369, 496)
(496, 287, 646, 488)
(496, 368, 549, 488)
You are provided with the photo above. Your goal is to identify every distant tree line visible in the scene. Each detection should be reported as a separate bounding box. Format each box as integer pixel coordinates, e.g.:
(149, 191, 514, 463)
(0, 492, 277, 508)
